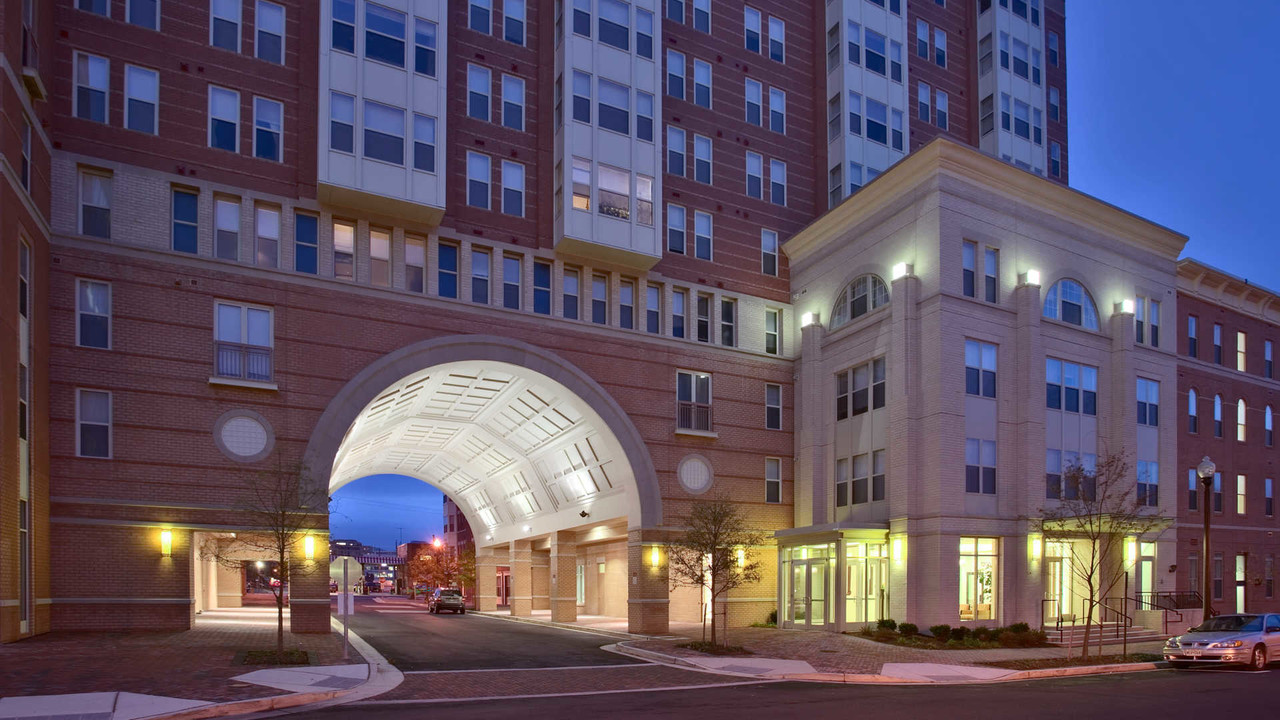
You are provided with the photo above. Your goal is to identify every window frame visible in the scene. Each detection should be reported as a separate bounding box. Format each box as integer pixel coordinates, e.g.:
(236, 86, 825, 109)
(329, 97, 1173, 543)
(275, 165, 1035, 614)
(252, 96, 284, 162)
(210, 0, 242, 52)
(255, 1, 285, 64)
(208, 85, 240, 153)
(76, 388, 113, 459)
(75, 278, 112, 350)
(123, 64, 159, 135)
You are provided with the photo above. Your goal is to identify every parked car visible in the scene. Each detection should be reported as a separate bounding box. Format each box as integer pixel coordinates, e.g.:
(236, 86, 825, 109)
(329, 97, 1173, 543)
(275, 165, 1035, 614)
(428, 588, 466, 614)
(1164, 614, 1280, 670)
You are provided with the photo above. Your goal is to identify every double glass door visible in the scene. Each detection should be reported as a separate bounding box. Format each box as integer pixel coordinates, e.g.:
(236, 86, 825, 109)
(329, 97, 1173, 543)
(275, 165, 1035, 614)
(845, 543, 887, 624)
(787, 560, 828, 628)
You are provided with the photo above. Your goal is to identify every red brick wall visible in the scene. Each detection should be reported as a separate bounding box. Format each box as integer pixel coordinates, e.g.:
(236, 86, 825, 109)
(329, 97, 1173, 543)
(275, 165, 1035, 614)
(1044, 0, 1067, 185)
(908, 0, 976, 151)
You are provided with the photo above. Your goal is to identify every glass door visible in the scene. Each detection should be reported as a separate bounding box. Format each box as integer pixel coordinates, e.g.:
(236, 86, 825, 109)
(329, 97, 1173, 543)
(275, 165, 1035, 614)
(808, 562, 827, 627)
(789, 562, 807, 624)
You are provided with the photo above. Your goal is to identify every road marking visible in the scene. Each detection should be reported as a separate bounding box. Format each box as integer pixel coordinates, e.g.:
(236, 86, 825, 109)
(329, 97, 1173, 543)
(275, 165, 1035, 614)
(359, 679, 782, 705)
(402, 663, 652, 675)
(375, 609, 434, 613)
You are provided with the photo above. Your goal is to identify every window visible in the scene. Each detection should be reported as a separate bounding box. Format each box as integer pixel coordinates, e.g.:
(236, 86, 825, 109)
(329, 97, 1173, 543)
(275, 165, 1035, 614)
(667, 50, 685, 99)
(619, 280, 635, 329)
(693, 135, 712, 184)
(693, 0, 709, 32)
(645, 285, 660, 333)
(504, 0, 525, 43)
(502, 255, 521, 310)
(936, 90, 949, 130)
(980, 94, 994, 136)
(76, 389, 112, 458)
(693, 211, 712, 260)
(1013, 99, 1030, 139)
(76, 279, 111, 349)
(573, 71, 591, 123)
(746, 152, 763, 198)
(532, 261, 551, 315)
(211, 0, 241, 51)
(890, 109, 903, 151)
(366, 3, 406, 66)
(1213, 323, 1224, 364)
(80, 172, 112, 239)
(215, 301, 272, 381)
(401, 236, 424, 292)
(1238, 475, 1247, 515)
(763, 383, 782, 430)
(1048, 31, 1059, 66)
(1236, 331, 1248, 372)
(572, 0, 590, 36)
(769, 159, 786, 206)
(965, 340, 997, 398)
(667, 0, 684, 21)
(915, 19, 928, 58)
(1187, 315, 1199, 358)
(1267, 405, 1274, 446)
(1187, 469, 1199, 511)
(501, 161, 524, 216)
(1137, 378, 1159, 427)
(1268, 554, 1275, 597)
(172, 189, 198, 254)
(502, 75, 525, 131)
(563, 268, 580, 319)
(19, 119, 29, 192)
(254, 207, 279, 268)
(415, 19, 437, 76)
(761, 230, 778, 276)
(847, 20, 861, 65)
(720, 298, 736, 346)
(1001, 93, 1010, 131)
(1046, 450, 1063, 499)
(828, 164, 842, 208)
(636, 9, 653, 58)
(744, 7, 761, 52)
(467, 152, 491, 209)
(637, 92, 654, 142)
(213, 198, 239, 260)
(848, 91, 862, 136)
(1050, 142, 1061, 177)
(962, 241, 976, 297)
(599, 0, 628, 50)
(762, 87, 783, 132)
(438, 243, 458, 298)
(413, 114, 436, 172)
(933, 28, 946, 66)
(826, 23, 840, 72)
(959, 538, 998, 620)
(332, 0, 355, 52)
(765, 458, 781, 503)
(1045, 359, 1098, 415)
(696, 294, 711, 343)
(124, 66, 158, 134)
(369, 229, 390, 286)
(765, 308, 780, 355)
(983, 248, 998, 302)
(677, 370, 712, 431)
(364, 101, 404, 164)
(965, 440, 997, 494)
(597, 165, 629, 219)
(591, 274, 608, 324)
(767, 16, 784, 62)
(1213, 473, 1223, 513)
(1266, 340, 1274, 378)
(1188, 388, 1199, 433)
(468, 65, 491, 121)
(835, 358, 885, 419)
(1137, 460, 1159, 507)
(1012, 37, 1028, 78)
(321, 221, 354, 281)
(693, 60, 711, 108)
(831, 275, 889, 328)
(1212, 552, 1223, 599)
(637, 175, 653, 225)
(1237, 399, 1248, 442)
(1043, 279, 1100, 330)
(917, 82, 931, 122)
(208, 86, 239, 151)
(253, 97, 283, 162)
(1213, 394, 1223, 437)
(255, 2, 284, 63)
(865, 29, 886, 75)
(598, 78, 629, 134)
(666, 203, 685, 254)
(866, 99, 887, 145)
(471, 249, 491, 304)
(978, 33, 992, 75)
(1048, 87, 1060, 122)
(672, 289, 686, 338)
(79, 0, 108, 15)
(330, 92, 354, 152)
(1267, 478, 1274, 517)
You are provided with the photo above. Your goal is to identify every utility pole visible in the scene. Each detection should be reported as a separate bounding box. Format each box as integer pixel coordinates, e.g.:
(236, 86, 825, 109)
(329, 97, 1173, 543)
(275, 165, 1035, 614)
(396, 526, 404, 549)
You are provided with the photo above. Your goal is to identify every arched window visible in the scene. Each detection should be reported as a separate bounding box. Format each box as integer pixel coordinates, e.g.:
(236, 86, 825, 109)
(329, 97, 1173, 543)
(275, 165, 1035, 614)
(830, 274, 890, 329)
(1213, 395, 1223, 438)
(1238, 399, 1248, 442)
(1267, 406, 1274, 446)
(1188, 389, 1198, 434)
(1042, 278, 1100, 331)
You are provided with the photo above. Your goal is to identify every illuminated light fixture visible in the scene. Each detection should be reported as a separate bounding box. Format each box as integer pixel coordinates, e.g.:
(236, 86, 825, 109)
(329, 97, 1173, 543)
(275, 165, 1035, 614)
(736, 548, 745, 568)
(891, 262, 910, 280)
(304, 534, 315, 560)
(522, 525, 531, 533)
(1121, 298, 1135, 314)
(485, 534, 493, 541)
(1028, 533, 1042, 561)
(891, 537, 902, 562)
(160, 530, 173, 558)
(1026, 269, 1042, 286)
(432, 537, 443, 549)
(650, 545, 661, 568)
(256, 560, 265, 569)
(801, 311, 818, 327)
(1126, 538, 1137, 565)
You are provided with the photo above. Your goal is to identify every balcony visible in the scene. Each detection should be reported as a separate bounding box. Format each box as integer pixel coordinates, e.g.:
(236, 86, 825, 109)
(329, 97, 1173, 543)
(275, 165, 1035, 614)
(214, 342, 273, 383)
(677, 402, 713, 434)
(21, 27, 46, 100)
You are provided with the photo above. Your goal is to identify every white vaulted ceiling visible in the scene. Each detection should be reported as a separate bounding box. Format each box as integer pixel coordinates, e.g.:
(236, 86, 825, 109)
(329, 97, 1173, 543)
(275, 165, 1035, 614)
(328, 360, 635, 546)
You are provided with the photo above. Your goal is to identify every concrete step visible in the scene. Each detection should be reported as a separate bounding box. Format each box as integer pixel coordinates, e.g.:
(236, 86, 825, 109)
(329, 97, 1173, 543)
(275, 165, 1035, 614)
(1046, 624, 1169, 647)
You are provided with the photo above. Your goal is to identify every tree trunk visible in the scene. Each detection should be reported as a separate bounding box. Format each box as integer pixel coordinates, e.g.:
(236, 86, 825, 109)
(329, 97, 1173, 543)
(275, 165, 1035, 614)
(277, 548, 286, 656)
(709, 591, 718, 647)
(1081, 598, 1094, 660)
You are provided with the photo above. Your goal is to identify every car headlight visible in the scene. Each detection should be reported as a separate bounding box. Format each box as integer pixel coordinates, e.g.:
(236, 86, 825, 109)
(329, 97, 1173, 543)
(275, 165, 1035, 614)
(1164, 637, 1180, 647)
(1209, 640, 1243, 648)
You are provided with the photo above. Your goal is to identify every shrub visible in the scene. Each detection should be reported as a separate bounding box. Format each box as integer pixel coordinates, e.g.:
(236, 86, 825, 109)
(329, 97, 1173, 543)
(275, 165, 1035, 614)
(877, 618, 898, 631)
(928, 624, 952, 640)
(898, 623, 918, 637)
(988, 626, 1005, 642)
(1008, 622, 1031, 634)
(972, 626, 992, 641)
(767, 609, 778, 625)
(949, 626, 969, 642)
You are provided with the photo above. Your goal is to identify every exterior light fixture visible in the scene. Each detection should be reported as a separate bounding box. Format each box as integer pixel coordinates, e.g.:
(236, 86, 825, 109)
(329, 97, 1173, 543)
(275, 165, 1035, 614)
(736, 548, 745, 568)
(160, 530, 172, 558)
(304, 534, 315, 560)
(801, 311, 818, 327)
(256, 560, 265, 569)
(1026, 269, 1042, 286)
(1028, 533, 1042, 561)
(1121, 298, 1135, 314)
(650, 545, 661, 568)
(579, 510, 590, 518)
(432, 537, 443, 549)
(522, 525, 531, 533)
(891, 262, 910, 280)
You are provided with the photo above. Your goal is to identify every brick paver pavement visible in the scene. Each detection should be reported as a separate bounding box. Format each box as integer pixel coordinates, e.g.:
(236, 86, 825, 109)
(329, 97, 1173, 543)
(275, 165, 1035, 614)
(377, 664, 752, 701)
(0, 610, 351, 702)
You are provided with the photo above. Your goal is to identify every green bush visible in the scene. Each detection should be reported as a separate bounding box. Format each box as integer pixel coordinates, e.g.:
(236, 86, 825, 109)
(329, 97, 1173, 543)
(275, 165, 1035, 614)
(949, 626, 969, 642)
(972, 626, 992, 641)
(928, 624, 952, 640)
(988, 626, 1005, 642)
(877, 618, 898, 631)
(898, 623, 918, 637)
(767, 609, 778, 625)
(1008, 622, 1031, 634)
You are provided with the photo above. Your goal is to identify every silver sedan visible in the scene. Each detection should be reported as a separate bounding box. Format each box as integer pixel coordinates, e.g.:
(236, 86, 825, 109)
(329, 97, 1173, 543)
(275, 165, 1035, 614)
(1164, 614, 1280, 670)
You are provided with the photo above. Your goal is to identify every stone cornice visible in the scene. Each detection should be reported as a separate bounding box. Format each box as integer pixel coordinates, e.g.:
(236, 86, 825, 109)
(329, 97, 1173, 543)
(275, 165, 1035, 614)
(1178, 258, 1280, 325)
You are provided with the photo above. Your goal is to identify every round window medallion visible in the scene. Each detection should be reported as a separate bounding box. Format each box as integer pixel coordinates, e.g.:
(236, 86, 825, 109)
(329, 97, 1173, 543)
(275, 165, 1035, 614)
(677, 455, 713, 494)
(213, 410, 275, 463)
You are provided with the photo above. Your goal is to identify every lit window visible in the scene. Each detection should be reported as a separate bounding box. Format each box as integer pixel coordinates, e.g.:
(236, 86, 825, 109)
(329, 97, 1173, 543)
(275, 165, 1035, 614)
(1237, 331, 1248, 372)
(1237, 399, 1247, 442)
(958, 538, 998, 620)
(572, 157, 591, 211)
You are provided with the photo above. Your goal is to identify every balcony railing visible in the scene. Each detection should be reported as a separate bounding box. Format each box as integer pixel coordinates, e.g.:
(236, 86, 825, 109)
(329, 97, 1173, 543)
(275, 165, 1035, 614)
(214, 341, 273, 382)
(677, 402, 713, 432)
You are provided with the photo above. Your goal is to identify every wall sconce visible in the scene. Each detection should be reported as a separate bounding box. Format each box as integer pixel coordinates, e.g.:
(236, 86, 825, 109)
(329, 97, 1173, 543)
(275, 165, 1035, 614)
(649, 545, 661, 568)
(522, 525, 531, 533)
(891, 537, 903, 565)
(160, 530, 173, 558)
(304, 534, 315, 560)
(1120, 298, 1135, 314)
(1028, 533, 1042, 561)
(801, 311, 819, 327)
(891, 262, 912, 280)
(1125, 538, 1137, 565)
(1168, 564, 1178, 574)
(736, 548, 746, 568)
(1025, 269, 1042, 286)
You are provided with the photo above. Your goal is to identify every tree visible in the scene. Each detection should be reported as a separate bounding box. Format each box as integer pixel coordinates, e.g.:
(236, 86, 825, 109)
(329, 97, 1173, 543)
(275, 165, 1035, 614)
(199, 463, 328, 658)
(405, 541, 476, 596)
(1040, 451, 1170, 659)
(665, 496, 766, 647)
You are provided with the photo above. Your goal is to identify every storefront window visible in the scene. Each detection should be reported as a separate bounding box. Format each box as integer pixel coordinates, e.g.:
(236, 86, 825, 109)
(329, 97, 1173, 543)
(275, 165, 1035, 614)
(959, 537, 998, 620)
(845, 542, 888, 624)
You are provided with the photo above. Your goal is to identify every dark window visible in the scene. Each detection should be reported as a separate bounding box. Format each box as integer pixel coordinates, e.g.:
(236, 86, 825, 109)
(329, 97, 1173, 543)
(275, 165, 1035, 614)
(438, 244, 458, 298)
(365, 4, 407, 67)
(294, 213, 318, 274)
(172, 190, 198, 254)
(533, 262, 551, 315)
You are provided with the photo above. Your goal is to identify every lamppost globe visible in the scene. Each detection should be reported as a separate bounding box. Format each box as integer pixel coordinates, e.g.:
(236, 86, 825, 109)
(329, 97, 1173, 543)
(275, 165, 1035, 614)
(1197, 456, 1216, 479)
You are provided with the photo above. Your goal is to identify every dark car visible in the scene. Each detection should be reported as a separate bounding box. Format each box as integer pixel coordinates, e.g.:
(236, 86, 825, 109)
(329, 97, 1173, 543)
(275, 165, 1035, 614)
(428, 588, 466, 614)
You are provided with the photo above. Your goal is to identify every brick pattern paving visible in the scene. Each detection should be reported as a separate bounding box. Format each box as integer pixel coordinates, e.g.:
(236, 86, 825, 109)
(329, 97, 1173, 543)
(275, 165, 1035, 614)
(0, 613, 350, 702)
(378, 665, 741, 700)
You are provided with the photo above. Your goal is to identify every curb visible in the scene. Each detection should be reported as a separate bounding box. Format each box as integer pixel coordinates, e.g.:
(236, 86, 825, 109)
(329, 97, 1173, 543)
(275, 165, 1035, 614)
(469, 611, 658, 641)
(606, 642, 705, 671)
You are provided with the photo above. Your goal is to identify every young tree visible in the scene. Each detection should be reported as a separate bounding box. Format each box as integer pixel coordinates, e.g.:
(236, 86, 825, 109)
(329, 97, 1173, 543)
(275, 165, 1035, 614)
(200, 463, 328, 658)
(405, 541, 476, 595)
(1040, 451, 1170, 659)
(665, 496, 766, 647)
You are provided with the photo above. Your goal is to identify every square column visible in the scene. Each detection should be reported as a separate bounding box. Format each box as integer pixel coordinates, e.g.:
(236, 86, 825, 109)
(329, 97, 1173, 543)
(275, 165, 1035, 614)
(627, 529, 669, 634)
(509, 539, 533, 616)
(476, 545, 502, 611)
(550, 532, 578, 623)
(532, 549, 551, 610)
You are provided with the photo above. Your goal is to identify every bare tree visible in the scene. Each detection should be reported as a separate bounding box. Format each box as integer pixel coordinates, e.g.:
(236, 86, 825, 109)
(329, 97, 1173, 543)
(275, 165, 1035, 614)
(665, 496, 766, 647)
(1040, 451, 1169, 659)
(200, 463, 328, 657)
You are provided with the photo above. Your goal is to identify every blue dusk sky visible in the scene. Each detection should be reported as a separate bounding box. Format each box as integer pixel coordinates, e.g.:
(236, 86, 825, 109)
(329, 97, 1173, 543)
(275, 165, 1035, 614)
(329, 3, 1279, 547)
(1068, 1, 1279, 289)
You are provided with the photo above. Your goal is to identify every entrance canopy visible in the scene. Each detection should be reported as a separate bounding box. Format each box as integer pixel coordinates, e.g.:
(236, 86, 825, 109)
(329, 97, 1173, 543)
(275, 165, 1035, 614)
(327, 358, 638, 547)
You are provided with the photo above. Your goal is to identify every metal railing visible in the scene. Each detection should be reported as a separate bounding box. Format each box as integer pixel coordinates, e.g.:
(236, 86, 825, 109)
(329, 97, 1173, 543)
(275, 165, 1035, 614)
(677, 401, 712, 432)
(214, 341, 273, 382)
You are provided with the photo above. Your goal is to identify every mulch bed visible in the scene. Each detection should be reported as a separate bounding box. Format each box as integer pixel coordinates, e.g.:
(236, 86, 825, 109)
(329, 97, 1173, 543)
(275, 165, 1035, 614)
(980, 653, 1163, 670)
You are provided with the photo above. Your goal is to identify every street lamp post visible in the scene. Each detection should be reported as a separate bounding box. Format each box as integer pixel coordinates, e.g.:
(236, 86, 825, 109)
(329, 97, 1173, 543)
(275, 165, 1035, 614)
(1197, 456, 1216, 620)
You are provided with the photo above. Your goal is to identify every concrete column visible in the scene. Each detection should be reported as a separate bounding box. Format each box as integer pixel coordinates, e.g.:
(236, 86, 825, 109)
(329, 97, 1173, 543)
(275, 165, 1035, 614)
(476, 545, 501, 612)
(509, 539, 532, 616)
(550, 532, 578, 623)
(532, 549, 551, 611)
(796, 318, 826, 527)
(627, 529, 669, 634)
(288, 534, 332, 634)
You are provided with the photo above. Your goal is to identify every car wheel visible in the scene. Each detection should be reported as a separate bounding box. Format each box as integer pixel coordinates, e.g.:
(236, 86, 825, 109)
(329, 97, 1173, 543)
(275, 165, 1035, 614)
(1250, 645, 1267, 671)
(1168, 661, 1189, 669)
(459, 609, 465, 614)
